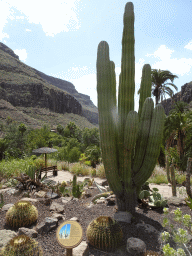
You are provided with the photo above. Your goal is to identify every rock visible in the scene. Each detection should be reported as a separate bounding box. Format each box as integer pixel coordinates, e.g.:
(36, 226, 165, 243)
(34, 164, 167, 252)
(46, 191, 59, 199)
(34, 190, 47, 198)
(0, 42, 99, 126)
(126, 237, 146, 255)
(50, 202, 65, 213)
(1, 203, 14, 212)
(0, 179, 190, 256)
(17, 227, 38, 238)
(35, 217, 58, 234)
(160, 82, 192, 117)
(34, 197, 52, 206)
(0, 42, 19, 60)
(0, 230, 18, 248)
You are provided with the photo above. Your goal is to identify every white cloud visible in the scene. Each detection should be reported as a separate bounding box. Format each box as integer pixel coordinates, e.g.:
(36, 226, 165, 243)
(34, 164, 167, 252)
(50, 43, 192, 113)
(14, 49, 27, 62)
(26, 29, 31, 32)
(184, 41, 192, 50)
(146, 45, 174, 60)
(146, 45, 192, 76)
(0, 0, 82, 37)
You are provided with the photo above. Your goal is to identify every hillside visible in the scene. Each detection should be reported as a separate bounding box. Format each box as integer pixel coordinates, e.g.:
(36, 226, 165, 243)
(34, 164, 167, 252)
(0, 42, 98, 134)
(159, 82, 192, 116)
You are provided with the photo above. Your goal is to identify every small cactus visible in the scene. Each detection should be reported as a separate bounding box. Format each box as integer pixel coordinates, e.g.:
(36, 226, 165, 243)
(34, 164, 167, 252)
(86, 216, 123, 252)
(0, 234, 43, 256)
(72, 174, 82, 198)
(5, 200, 38, 228)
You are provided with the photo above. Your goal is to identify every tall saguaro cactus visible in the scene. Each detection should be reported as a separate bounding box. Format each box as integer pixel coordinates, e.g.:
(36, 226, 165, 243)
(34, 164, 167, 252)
(96, 2, 165, 214)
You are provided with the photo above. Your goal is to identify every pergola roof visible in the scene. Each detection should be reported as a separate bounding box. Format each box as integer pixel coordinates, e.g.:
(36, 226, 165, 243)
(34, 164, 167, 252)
(32, 147, 58, 154)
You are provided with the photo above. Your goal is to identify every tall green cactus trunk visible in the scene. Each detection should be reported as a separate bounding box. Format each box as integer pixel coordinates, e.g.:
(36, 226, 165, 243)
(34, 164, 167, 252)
(96, 2, 165, 214)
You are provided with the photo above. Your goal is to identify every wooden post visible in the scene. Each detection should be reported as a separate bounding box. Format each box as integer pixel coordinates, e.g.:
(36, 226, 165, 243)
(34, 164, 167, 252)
(186, 157, 192, 199)
(45, 153, 47, 178)
(170, 164, 177, 197)
(66, 248, 72, 256)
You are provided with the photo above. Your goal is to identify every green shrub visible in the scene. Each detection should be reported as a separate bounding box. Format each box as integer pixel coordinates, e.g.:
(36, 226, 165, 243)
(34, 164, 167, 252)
(68, 147, 81, 163)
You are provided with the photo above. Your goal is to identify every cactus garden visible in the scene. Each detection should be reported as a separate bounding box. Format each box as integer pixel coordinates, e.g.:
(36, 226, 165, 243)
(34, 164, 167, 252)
(0, 1, 192, 255)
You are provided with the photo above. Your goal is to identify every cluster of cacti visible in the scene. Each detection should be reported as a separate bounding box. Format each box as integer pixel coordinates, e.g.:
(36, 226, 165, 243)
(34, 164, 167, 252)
(96, 2, 165, 214)
(72, 174, 82, 198)
(0, 234, 43, 256)
(139, 187, 168, 208)
(60, 181, 67, 188)
(86, 216, 123, 252)
(5, 200, 38, 228)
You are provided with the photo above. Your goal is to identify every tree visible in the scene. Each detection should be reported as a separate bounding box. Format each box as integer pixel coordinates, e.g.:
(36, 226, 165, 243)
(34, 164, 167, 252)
(25, 125, 51, 155)
(137, 68, 180, 168)
(18, 123, 27, 136)
(163, 100, 192, 173)
(57, 124, 64, 135)
(63, 122, 82, 142)
(85, 145, 101, 168)
(2, 121, 27, 159)
(137, 69, 179, 105)
(82, 127, 100, 150)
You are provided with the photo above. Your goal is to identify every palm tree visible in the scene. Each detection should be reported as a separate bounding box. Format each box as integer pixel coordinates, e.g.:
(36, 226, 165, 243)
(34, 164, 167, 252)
(137, 69, 179, 105)
(162, 100, 192, 173)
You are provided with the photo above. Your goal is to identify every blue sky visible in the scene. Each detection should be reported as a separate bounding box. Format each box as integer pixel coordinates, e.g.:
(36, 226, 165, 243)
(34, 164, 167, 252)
(1, 0, 192, 113)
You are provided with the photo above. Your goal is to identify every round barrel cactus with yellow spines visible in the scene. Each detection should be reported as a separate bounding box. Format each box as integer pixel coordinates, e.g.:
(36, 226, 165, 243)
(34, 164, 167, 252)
(5, 200, 38, 228)
(0, 234, 43, 256)
(86, 216, 123, 252)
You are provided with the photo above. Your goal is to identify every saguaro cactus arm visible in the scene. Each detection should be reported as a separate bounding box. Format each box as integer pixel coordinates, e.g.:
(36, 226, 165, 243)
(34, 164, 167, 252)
(97, 41, 124, 198)
(118, 3, 135, 177)
(133, 103, 165, 188)
(124, 110, 139, 193)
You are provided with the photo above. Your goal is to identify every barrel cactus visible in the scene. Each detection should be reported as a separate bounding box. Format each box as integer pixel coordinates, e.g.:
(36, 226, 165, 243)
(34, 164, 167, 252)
(86, 216, 123, 252)
(96, 2, 165, 214)
(0, 234, 43, 256)
(5, 200, 38, 228)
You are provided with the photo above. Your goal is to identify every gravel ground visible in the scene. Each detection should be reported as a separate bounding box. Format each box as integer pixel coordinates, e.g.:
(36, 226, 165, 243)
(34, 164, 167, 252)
(0, 183, 192, 256)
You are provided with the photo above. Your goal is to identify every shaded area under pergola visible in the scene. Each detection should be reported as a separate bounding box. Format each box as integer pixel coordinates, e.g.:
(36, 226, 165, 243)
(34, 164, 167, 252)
(32, 147, 58, 175)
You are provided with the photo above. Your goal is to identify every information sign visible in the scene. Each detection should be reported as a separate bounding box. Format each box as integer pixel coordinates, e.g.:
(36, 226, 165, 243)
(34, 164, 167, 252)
(56, 220, 83, 256)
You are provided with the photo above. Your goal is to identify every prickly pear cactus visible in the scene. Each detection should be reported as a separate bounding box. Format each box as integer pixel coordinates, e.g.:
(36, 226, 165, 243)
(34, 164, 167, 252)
(86, 216, 123, 252)
(5, 200, 38, 228)
(0, 234, 43, 256)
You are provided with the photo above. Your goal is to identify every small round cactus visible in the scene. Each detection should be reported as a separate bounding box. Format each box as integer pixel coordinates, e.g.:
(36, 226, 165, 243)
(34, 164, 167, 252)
(5, 200, 38, 228)
(59, 181, 67, 188)
(0, 234, 43, 256)
(86, 216, 123, 252)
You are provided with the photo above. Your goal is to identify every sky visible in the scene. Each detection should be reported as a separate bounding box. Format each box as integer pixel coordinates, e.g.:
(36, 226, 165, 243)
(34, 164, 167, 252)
(0, 0, 192, 113)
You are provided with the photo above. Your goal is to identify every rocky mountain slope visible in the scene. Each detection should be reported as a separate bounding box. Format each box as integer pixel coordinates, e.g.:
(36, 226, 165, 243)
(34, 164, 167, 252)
(159, 82, 192, 116)
(0, 42, 191, 135)
(0, 42, 98, 131)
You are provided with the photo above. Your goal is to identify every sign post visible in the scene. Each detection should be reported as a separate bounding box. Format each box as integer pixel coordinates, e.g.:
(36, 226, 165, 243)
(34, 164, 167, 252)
(56, 220, 83, 256)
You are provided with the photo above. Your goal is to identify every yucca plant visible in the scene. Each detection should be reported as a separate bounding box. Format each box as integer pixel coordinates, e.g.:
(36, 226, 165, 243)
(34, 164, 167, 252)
(96, 2, 165, 214)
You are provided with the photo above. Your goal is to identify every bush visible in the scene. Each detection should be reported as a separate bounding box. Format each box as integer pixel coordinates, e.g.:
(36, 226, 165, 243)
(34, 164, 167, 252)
(85, 145, 101, 168)
(68, 147, 81, 163)
(70, 162, 91, 176)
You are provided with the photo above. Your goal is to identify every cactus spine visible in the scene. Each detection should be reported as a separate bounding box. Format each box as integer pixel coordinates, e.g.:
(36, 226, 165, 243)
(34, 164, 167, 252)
(5, 200, 38, 228)
(96, 2, 165, 214)
(0, 234, 43, 256)
(86, 216, 123, 252)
